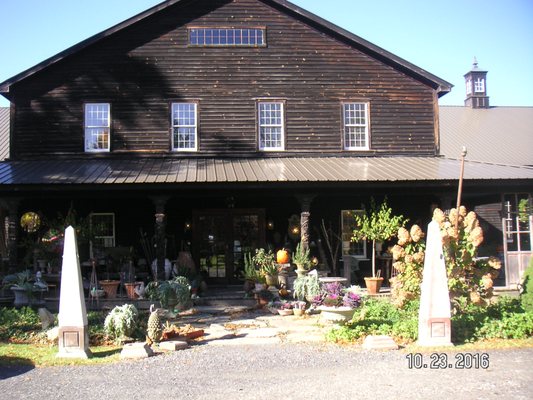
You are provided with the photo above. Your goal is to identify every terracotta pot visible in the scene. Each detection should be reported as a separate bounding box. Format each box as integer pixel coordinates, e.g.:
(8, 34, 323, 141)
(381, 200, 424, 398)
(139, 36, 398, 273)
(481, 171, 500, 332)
(124, 282, 143, 299)
(293, 308, 305, 317)
(364, 277, 384, 295)
(99, 280, 120, 299)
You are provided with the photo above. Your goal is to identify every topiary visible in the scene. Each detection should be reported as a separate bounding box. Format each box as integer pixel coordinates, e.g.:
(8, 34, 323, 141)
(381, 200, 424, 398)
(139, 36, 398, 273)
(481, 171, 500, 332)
(520, 257, 533, 313)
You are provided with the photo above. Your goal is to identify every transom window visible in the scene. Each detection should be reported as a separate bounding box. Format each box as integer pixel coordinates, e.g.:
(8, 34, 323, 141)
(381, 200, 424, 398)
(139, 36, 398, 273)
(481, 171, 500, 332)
(171, 103, 197, 151)
(474, 78, 485, 93)
(84, 103, 110, 152)
(343, 103, 369, 150)
(189, 28, 265, 46)
(258, 102, 284, 151)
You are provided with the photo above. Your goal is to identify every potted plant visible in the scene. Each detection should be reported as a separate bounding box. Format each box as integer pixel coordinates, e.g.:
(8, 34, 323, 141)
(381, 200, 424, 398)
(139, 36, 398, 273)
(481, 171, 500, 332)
(2, 270, 48, 307)
(241, 252, 258, 294)
(145, 276, 191, 310)
(292, 241, 312, 277)
(253, 248, 278, 288)
(277, 300, 294, 316)
(312, 282, 362, 323)
(352, 198, 405, 294)
(292, 273, 321, 302)
(292, 300, 306, 316)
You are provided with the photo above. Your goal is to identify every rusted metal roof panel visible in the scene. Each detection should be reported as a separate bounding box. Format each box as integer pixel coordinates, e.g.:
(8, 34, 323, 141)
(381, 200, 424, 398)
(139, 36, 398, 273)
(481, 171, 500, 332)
(0, 156, 532, 188)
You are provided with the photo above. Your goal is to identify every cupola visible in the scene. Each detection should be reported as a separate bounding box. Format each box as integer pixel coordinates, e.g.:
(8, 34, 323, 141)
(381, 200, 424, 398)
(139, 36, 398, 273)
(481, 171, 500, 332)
(464, 58, 489, 108)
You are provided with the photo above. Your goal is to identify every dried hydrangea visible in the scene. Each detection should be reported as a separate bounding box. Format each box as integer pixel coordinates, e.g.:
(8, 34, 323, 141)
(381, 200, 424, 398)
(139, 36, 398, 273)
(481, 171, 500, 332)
(469, 226, 484, 247)
(409, 225, 424, 243)
(487, 256, 502, 270)
(432, 208, 446, 225)
(391, 244, 405, 260)
(397, 227, 411, 246)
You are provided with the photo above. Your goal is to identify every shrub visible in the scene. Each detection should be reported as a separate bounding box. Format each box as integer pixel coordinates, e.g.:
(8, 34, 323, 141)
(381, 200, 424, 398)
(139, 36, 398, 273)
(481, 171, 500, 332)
(104, 304, 139, 342)
(0, 307, 42, 342)
(520, 257, 533, 313)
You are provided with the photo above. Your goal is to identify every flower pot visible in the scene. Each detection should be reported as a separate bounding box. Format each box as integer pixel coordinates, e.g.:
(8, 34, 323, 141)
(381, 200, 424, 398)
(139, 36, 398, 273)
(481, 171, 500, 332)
(317, 306, 355, 323)
(265, 274, 278, 288)
(277, 309, 293, 316)
(243, 279, 255, 293)
(99, 280, 120, 299)
(293, 308, 305, 317)
(124, 282, 143, 299)
(11, 287, 46, 308)
(364, 277, 384, 295)
(296, 268, 308, 278)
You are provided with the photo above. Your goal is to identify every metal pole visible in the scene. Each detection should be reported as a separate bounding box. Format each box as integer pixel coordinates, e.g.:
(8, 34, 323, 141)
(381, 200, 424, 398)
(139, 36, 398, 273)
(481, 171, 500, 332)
(455, 146, 467, 234)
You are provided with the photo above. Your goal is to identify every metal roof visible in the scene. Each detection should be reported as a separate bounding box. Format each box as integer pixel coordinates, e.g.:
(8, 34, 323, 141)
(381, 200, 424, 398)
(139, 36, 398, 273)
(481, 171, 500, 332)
(0, 156, 531, 188)
(0, 0, 452, 98)
(0, 107, 9, 161)
(439, 106, 533, 166)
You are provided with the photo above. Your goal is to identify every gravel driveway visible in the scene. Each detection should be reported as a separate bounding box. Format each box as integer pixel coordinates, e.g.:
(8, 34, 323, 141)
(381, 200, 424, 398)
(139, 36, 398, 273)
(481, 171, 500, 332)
(1, 344, 531, 400)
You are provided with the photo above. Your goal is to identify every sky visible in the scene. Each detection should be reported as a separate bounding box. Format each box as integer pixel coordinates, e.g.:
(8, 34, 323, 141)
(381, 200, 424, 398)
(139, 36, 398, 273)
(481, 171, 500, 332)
(0, 0, 532, 107)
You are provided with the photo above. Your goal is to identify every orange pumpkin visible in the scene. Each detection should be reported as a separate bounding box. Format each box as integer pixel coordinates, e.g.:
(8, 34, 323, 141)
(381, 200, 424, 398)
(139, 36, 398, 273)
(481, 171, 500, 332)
(276, 249, 290, 264)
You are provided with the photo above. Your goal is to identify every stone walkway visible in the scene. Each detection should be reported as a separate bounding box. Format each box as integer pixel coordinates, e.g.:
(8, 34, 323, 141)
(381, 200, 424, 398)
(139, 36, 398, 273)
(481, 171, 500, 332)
(172, 305, 331, 346)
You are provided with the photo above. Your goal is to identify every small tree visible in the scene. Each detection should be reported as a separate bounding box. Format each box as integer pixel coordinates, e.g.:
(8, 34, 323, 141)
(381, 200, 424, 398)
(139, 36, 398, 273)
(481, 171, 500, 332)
(352, 198, 406, 278)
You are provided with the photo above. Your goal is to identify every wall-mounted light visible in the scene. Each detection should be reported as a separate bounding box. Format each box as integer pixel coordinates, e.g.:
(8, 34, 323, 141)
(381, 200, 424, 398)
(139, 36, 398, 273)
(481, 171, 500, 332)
(267, 220, 274, 230)
(184, 221, 192, 231)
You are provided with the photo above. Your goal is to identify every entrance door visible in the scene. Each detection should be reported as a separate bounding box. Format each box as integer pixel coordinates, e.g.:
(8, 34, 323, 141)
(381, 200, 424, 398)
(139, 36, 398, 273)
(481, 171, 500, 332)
(193, 209, 265, 285)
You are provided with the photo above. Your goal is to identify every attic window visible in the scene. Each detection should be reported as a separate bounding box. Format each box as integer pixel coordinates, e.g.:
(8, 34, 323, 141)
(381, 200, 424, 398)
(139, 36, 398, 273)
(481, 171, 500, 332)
(189, 28, 265, 46)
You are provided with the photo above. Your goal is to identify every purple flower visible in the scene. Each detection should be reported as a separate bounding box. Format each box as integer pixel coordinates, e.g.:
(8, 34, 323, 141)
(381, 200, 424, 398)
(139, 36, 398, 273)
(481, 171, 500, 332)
(342, 291, 361, 308)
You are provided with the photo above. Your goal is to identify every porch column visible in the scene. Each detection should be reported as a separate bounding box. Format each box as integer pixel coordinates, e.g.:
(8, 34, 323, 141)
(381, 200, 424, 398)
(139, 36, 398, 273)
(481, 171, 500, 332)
(151, 196, 169, 281)
(297, 194, 316, 250)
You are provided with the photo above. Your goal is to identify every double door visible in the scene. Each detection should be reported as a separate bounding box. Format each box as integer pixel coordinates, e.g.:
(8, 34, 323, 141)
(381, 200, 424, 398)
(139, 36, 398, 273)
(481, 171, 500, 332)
(193, 209, 265, 285)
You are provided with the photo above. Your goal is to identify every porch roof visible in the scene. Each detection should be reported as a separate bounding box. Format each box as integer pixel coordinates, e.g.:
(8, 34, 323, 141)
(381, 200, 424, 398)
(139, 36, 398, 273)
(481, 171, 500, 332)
(0, 156, 532, 188)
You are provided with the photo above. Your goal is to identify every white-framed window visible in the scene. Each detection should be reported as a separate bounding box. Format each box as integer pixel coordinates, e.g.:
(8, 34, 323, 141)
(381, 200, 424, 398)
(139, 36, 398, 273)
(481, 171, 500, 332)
(341, 210, 367, 258)
(171, 102, 198, 151)
(90, 213, 115, 259)
(474, 78, 485, 93)
(258, 101, 284, 151)
(466, 78, 472, 95)
(84, 103, 110, 152)
(343, 102, 369, 150)
(189, 28, 265, 46)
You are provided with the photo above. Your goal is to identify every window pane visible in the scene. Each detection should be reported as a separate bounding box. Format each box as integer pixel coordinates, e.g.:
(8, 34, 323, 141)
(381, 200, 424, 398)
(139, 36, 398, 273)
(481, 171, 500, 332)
(258, 102, 283, 150)
(189, 28, 265, 46)
(172, 103, 197, 151)
(343, 103, 368, 150)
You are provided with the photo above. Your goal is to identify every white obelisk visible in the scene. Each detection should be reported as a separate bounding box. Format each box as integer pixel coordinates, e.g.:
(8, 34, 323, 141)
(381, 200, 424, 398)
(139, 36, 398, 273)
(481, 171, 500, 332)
(418, 220, 453, 346)
(57, 226, 92, 358)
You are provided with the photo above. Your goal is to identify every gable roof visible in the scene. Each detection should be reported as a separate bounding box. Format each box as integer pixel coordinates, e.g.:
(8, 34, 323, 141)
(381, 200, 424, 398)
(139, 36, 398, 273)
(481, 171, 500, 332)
(0, 107, 9, 161)
(439, 106, 533, 167)
(0, 0, 452, 98)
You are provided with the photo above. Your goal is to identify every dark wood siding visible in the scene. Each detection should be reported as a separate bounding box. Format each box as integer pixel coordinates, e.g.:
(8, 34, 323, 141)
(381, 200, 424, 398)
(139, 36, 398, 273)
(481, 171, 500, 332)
(11, 0, 437, 159)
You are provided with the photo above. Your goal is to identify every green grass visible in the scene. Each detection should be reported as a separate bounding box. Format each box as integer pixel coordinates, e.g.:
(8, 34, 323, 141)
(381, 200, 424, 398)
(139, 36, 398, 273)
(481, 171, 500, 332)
(0, 343, 122, 367)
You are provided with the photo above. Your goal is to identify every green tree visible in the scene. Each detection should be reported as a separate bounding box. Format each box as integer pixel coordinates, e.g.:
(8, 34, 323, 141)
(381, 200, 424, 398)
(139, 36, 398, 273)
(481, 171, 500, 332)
(352, 198, 406, 278)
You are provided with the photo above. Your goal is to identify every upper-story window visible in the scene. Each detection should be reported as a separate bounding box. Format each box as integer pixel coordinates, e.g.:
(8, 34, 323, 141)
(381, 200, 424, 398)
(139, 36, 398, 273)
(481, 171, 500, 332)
(343, 102, 369, 150)
(189, 28, 265, 46)
(466, 78, 472, 95)
(258, 101, 284, 151)
(172, 102, 198, 151)
(474, 78, 485, 93)
(84, 103, 110, 152)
